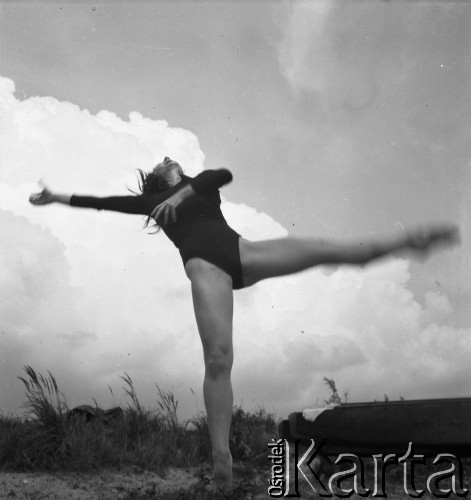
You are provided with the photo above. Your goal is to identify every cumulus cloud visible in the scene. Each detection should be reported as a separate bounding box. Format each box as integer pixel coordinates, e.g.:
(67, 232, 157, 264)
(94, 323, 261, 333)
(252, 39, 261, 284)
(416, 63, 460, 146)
(0, 210, 91, 412)
(1, 76, 470, 422)
(0, 76, 293, 417)
(235, 260, 471, 411)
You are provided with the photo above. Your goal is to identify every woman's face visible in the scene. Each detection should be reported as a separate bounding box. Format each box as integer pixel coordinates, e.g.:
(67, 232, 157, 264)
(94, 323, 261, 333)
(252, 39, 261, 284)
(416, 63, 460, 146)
(152, 157, 183, 188)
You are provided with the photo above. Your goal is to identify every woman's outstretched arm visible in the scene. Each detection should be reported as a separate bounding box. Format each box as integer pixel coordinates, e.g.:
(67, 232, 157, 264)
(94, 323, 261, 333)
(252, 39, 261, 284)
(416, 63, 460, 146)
(29, 183, 72, 206)
(29, 184, 152, 215)
(29, 169, 233, 221)
(29, 181, 166, 216)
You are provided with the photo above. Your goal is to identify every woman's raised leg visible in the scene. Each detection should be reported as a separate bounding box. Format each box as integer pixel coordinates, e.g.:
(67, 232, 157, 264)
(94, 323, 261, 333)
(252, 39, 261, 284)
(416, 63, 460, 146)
(240, 225, 459, 287)
(185, 258, 234, 487)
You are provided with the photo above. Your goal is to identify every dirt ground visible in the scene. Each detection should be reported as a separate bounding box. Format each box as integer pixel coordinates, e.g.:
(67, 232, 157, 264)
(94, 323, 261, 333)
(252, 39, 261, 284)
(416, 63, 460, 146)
(1, 462, 469, 499)
(0, 465, 274, 500)
(0, 467, 201, 500)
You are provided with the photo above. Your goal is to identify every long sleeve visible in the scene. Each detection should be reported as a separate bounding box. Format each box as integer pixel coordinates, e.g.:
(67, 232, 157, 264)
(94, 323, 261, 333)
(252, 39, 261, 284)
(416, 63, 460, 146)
(69, 169, 233, 215)
(190, 169, 233, 195)
(69, 193, 164, 215)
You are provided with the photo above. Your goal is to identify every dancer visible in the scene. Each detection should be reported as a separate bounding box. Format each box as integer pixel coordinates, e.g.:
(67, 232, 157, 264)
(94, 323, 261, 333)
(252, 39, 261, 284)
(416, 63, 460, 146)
(29, 157, 459, 487)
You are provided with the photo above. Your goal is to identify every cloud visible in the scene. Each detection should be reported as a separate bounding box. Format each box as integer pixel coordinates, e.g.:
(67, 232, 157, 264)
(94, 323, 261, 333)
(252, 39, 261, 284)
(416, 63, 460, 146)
(277, 1, 470, 121)
(1, 76, 470, 422)
(278, 0, 384, 110)
(0, 210, 89, 412)
(235, 260, 471, 410)
(275, 1, 471, 330)
(277, 2, 335, 95)
(0, 76, 292, 417)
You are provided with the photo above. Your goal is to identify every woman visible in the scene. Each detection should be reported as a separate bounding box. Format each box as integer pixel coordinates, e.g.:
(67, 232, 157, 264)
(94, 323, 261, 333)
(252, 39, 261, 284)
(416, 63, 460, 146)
(29, 157, 458, 487)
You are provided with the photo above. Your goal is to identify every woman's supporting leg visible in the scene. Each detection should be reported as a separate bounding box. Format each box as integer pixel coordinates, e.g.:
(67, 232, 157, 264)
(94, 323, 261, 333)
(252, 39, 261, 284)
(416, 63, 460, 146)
(240, 225, 458, 287)
(185, 258, 234, 487)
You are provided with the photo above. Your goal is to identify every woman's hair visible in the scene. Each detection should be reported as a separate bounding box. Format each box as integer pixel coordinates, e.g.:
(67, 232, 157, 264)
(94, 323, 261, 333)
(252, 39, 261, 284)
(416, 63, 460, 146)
(133, 169, 169, 231)
(136, 169, 168, 195)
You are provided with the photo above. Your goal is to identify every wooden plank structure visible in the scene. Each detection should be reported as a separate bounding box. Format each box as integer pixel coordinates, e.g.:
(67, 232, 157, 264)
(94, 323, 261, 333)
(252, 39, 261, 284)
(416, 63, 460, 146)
(278, 398, 471, 457)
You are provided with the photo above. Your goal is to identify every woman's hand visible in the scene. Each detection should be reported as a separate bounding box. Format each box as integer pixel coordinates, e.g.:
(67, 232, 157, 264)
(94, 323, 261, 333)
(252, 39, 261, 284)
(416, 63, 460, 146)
(29, 181, 55, 205)
(151, 184, 195, 225)
(151, 192, 183, 225)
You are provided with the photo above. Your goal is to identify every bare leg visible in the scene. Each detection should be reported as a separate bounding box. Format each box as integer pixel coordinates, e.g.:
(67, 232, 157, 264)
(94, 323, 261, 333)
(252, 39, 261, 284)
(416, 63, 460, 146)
(185, 258, 234, 487)
(240, 225, 459, 287)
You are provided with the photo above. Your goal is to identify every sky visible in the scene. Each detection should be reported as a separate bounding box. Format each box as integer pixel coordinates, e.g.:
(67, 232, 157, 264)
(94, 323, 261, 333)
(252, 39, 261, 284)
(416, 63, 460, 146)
(0, 0, 470, 422)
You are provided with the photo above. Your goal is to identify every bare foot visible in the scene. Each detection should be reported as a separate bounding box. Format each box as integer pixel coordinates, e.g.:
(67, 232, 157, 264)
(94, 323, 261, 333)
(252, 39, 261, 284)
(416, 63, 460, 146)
(212, 449, 233, 488)
(406, 225, 460, 256)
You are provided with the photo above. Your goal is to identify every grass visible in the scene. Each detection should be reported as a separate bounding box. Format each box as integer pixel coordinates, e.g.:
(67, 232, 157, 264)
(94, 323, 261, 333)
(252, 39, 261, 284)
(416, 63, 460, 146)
(0, 366, 277, 476)
(2, 368, 469, 499)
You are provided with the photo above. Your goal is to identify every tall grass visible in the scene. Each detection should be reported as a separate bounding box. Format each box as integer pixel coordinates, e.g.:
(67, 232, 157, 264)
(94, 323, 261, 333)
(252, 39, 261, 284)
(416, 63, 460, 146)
(0, 366, 278, 474)
(323, 376, 349, 405)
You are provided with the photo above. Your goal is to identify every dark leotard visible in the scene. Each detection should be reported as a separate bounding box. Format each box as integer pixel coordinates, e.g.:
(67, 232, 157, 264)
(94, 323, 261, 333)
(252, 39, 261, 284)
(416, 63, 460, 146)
(70, 169, 244, 289)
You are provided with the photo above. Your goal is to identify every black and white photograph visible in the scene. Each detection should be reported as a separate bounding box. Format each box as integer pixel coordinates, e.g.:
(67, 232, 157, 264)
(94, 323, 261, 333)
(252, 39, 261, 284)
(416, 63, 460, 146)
(1, 1, 470, 498)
